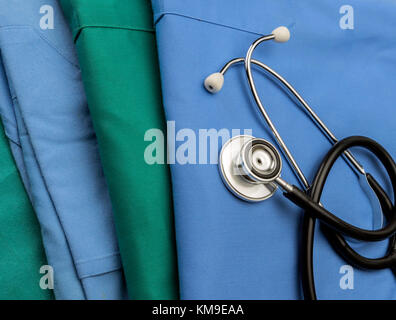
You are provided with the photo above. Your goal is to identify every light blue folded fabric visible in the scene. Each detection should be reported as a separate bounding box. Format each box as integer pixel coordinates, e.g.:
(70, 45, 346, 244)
(151, 0, 396, 299)
(0, 58, 30, 194)
(0, 0, 127, 299)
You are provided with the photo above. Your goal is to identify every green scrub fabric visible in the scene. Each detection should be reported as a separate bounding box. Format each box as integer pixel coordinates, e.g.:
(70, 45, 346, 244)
(60, 0, 179, 299)
(0, 122, 52, 300)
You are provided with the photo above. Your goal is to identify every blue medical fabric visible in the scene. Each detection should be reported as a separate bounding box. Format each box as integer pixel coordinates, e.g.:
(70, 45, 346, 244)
(152, 0, 396, 299)
(0, 0, 126, 299)
(0, 58, 31, 194)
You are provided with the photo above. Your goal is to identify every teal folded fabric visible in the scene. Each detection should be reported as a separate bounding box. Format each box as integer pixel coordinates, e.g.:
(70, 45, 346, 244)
(0, 119, 52, 300)
(60, 0, 179, 299)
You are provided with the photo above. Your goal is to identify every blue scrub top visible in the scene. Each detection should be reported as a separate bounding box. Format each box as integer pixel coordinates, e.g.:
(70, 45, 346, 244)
(0, 0, 126, 299)
(152, 0, 396, 299)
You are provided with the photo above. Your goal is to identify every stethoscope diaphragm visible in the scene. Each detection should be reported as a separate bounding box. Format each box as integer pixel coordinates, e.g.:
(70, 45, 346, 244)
(219, 135, 281, 202)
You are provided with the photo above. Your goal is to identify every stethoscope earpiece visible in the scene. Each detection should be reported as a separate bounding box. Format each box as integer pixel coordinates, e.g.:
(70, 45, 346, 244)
(204, 26, 290, 94)
(271, 26, 290, 43)
(204, 72, 224, 93)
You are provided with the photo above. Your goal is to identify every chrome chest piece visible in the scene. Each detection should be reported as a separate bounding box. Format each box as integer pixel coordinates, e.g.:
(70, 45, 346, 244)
(219, 135, 282, 202)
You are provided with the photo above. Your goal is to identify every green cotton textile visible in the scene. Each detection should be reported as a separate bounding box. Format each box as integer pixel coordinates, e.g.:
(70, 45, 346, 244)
(60, 0, 179, 299)
(0, 122, 52, 300)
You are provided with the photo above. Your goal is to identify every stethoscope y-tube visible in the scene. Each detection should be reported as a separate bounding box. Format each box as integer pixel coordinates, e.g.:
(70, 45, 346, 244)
(205, 26, 396, 299)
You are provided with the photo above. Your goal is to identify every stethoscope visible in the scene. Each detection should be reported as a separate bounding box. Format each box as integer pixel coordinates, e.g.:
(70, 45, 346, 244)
(203, 26, 396, 299)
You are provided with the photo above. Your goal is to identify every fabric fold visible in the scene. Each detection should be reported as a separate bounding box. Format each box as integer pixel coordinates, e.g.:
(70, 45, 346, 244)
(60, 0, 179, 299)
(0, 0, 127, 300)
(0, 120, 53, 300)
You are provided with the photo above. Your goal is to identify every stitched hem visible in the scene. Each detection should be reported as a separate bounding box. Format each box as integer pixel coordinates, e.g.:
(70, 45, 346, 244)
(75, 252, 123, 279)
(76, 251, 121, 265)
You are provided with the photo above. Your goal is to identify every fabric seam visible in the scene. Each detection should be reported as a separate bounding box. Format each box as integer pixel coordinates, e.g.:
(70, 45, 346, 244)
(76, 252, 123, 279)
(73, 24, 154, 43)
(0, 25, 79, 69)
(153, 12, 266, 36)
(76, 251, 121, 265)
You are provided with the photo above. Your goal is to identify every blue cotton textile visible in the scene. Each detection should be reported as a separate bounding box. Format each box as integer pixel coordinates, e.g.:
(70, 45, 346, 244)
(0, 0, 126, 299)
(152, 0, 396, 299)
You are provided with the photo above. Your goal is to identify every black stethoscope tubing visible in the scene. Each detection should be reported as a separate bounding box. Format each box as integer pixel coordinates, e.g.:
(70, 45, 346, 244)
(287, 136, 396, 299)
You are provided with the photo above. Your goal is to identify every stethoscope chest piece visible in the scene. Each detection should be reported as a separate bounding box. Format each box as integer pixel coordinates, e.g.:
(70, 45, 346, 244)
(219, 135, 281, 202)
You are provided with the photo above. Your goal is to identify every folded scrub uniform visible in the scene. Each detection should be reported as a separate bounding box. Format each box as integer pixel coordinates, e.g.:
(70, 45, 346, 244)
(0, 120, 52, 300)
(0, 0, 127, 300)
(59, 0, 179, 299)
(151, 0, 396, 299)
